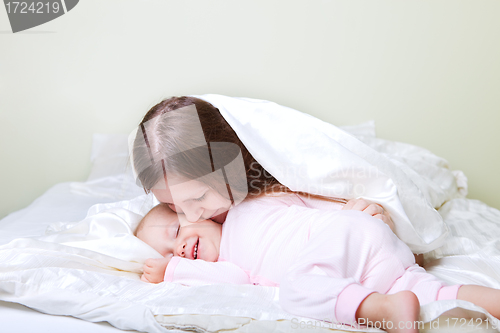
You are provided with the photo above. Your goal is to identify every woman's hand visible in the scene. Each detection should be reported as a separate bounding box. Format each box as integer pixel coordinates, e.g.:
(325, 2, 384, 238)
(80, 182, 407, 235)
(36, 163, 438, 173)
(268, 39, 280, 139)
(342, 198, 395, 233)
(141, 257, 172, 283)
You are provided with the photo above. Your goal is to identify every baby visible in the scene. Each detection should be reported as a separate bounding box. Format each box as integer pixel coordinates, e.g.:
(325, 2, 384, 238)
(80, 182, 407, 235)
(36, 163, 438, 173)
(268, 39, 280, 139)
(135, 200, 500, 333)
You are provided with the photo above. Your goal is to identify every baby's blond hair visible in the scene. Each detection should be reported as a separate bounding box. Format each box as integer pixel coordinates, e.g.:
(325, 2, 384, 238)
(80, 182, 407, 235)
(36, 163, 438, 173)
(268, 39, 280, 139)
(134, 203, 173, 237)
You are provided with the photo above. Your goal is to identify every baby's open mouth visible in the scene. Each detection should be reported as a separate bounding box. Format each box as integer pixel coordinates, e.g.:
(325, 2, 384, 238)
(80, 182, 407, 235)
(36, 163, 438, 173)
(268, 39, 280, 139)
(194, 240, 199, 259)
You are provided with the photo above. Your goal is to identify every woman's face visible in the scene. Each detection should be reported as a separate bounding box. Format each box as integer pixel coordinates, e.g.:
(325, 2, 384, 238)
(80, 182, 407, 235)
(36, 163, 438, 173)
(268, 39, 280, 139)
(151, 177, 232, 223)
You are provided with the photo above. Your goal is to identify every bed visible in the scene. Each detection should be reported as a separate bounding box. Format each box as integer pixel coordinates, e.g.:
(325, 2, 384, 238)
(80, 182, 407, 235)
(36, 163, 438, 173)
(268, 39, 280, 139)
(2, 126, 500, 333)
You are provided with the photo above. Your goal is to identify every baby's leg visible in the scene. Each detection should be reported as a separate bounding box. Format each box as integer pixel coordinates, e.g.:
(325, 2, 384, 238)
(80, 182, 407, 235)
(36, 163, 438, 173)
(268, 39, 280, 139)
(356, 291, 420, 333)
(458, 285, 500, 319)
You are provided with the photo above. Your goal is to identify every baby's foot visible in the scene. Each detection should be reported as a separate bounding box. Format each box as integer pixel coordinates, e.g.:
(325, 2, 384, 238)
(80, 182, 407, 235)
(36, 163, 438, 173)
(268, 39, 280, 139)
(380, 291, 420, 333)
(357, 291, 420, 333)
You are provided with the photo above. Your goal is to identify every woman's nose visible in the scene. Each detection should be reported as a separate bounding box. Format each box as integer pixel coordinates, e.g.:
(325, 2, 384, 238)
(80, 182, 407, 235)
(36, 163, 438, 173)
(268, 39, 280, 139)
(183, 207, 203, 222)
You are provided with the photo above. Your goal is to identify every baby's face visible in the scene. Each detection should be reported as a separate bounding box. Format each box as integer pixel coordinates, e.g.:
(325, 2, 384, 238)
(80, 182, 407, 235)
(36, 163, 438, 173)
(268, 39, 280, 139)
(137, 207, 222, 262)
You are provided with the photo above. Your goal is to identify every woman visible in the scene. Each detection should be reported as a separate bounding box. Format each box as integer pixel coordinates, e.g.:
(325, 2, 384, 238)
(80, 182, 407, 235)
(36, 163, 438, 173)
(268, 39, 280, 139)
(132, 95, 396, 230)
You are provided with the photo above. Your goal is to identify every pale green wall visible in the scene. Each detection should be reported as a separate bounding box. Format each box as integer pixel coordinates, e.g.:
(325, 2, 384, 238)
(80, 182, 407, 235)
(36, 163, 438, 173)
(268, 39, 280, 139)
(1, 0, 499, 219)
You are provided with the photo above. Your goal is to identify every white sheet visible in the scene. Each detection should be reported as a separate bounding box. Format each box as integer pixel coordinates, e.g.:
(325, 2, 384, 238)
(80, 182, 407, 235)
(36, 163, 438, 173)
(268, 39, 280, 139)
(0, 300, 133, 333)
(1, 128, 500, 333)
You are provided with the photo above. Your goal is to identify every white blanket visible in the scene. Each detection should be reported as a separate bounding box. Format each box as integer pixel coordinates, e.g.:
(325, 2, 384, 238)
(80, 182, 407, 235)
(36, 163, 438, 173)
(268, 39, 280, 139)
(1, 123, 500, 332)
(193, 94, 459, 253)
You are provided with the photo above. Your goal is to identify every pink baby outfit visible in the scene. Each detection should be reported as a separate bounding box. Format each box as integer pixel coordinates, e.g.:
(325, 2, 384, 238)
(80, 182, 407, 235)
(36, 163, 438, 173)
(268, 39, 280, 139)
(164, 194, 460, 325)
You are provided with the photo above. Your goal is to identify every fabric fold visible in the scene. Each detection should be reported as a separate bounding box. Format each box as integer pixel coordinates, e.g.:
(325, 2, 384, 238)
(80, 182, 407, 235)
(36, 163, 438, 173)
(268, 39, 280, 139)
(193, 94, 448, 252)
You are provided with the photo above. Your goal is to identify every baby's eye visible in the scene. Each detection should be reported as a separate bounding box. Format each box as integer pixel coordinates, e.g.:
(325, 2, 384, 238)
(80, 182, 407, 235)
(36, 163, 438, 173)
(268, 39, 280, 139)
(193, 193, 206, 202)
(176, 225, 180, 237)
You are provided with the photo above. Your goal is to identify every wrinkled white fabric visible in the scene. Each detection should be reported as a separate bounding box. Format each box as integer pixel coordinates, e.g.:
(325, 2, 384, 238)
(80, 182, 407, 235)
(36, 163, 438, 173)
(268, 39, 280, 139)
(1, 178, 499, 333)
(1, 127, 498, 333)
(192, 94, 451, 252)
(40, 198, 161, 264)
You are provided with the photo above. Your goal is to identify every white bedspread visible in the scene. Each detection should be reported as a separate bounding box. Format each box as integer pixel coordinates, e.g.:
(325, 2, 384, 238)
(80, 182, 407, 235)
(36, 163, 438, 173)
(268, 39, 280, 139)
(194, 94, 464, 253)
(1, 131, 500, 333)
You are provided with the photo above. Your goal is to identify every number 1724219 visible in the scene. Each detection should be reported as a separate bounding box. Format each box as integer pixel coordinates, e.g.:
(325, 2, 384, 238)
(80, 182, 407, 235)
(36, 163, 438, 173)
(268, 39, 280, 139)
(5, 2, 60, 14)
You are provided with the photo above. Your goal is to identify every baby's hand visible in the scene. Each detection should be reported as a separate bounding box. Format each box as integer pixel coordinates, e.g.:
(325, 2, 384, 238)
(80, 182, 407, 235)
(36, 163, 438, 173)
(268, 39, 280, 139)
(141, 257, 172, 283)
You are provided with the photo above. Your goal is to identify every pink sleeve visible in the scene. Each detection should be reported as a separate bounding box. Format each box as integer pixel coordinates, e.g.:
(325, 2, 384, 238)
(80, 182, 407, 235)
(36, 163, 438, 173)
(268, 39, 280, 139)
(164, 257, 251, 286)
(336, 284, 375, 324)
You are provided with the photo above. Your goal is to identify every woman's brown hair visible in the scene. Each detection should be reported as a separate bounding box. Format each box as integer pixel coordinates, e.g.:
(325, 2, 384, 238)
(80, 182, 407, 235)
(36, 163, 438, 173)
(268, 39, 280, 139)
(132, 96, 346, 204)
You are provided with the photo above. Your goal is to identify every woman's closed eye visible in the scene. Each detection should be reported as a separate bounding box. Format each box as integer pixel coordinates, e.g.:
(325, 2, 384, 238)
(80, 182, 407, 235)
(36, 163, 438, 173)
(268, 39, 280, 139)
(193, 193, 206, 202)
